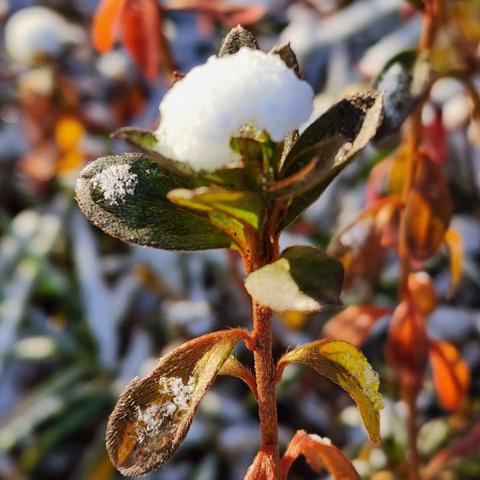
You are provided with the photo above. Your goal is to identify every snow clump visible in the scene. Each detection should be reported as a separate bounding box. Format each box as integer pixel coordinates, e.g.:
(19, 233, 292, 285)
(154, 47, 314, 171)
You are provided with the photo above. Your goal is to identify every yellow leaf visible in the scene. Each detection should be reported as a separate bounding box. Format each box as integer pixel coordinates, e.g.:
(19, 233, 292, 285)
(55, 116, 85, 152)
(277, 340, 383, 444)
(445, 228, 464, 295)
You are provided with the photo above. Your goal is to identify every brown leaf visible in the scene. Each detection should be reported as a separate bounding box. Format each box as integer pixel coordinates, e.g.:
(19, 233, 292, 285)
(106, 329, 247, 476)
(281, 430, 360, 480)
(445, 228, 464, 295)
(429, 340, 470, 411)
(244, 447, 277, 480)
(323, 306, 391, 347)
(407, 272, 437, 316)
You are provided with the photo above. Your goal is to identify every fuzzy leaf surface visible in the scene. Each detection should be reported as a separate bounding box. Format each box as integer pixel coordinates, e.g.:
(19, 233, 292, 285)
(244, 246, 344, 313)
(76, 153, 230, 250)
(280, 92, 383, 228)
(277, 340, 383, 443)
(106, 329, 247, 476)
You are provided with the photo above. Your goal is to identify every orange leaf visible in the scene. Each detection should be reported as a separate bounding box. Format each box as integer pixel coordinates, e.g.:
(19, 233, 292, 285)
(244, 447, 277, 480)
(323, 305, 390, 347)
(445, 228, 464, 295)
(407, 272, 437, 316)
(386, 300, 428, 391)
(92, 0, 127, 52)
(429, 340, 470, 411)
(404, 156, 453, 260)
(281, 430, 360, 480)
(122, 0, 161, 79)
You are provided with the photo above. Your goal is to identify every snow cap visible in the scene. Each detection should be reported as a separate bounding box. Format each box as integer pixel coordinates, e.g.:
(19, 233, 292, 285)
(154, 47, 314, 171)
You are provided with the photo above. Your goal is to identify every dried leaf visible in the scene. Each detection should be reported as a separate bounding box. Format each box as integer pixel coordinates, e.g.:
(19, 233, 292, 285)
(281, 430, 360, 480)
(429, 340, 470, 411)
(92, 0, 127, 52)
(75, 153, 230, 250)
(407, 272, 437, 316)
(218, 25, 258, 56)
(106, 329, 247, 475)
(219, 356, 257, 399)
(244, 246, 344, 313)
(277, 340, 383, 443)
(445, 228, 464, 295)
(323, 306, 390, 347)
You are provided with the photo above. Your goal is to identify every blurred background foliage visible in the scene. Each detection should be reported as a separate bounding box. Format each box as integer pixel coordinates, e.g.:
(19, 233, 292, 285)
(0, 0, 480, 479)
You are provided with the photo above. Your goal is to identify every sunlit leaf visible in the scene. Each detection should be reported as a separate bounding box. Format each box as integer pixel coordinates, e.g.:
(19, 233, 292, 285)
(386, 300, 429, 391)
(75, 153, 230, 250)
(323, 306, 390, 347)
(408, 272, 438, 316)
(106, 329, 247, 476)
(429, 340, 470, 412)
(244, 246, 344, 313)
(281, 430, 360, 480)
(445, 228, 464, 295)
(405, 156, 453, 260)
(280, 91, 383, 228)
(55, 116, 85, 152)
(277, 340, 383, 443)
(244, 447, 276, 480)
(219, 356, 257, 399)
(92, 0, 127, 52)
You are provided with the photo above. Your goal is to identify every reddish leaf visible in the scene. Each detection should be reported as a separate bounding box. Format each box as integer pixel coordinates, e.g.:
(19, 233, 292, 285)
(429, 340, 470, 411)
(92, 0, 127, 52)
(405, 156, 453, 260)
(121, 0, 162, 79)
(219, 356, 258, 399)
(445, 228, 464, 295)
(323, 306, 390, 347)
(244, 447, 277, 480)
(281, 430, 360, 480)
(407, 272, 438, 316)
(386, 300, 429, 391)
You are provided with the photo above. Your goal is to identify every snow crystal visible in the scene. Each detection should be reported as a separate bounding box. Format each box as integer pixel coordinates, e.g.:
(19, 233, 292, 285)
(135, 376, 196, 443)
(4, 7, 85, 65)
(154, 47, 314, 171)
(309, 434, 332, 445)
(91, 164, 138, 206)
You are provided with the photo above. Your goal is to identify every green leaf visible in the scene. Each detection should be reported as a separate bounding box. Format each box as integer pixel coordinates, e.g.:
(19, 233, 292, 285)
(374, 50, 431, 138)
(218, 25, 258, 57)
(280, 91, 383, 228)
(75, 153, 230, 251)
(167, 187, 264, 249)
(244, 246, 344, 313)
(106, 329, 248, 476)
(277, 340, 383, 444)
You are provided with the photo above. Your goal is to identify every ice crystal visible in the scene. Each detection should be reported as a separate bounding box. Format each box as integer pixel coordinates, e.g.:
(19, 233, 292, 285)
(91, 164, 138, 206)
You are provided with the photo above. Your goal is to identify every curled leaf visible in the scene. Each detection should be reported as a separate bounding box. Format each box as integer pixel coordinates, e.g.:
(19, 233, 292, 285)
(429, 340, 470, 412)
(219, 356, 257, 399)
(270, 43, 301, 77)
(280, 91, 383, 228)
(277, 340, 383, 444)
(281, 430, 360, 480)
(75, 154, 230, 251)
(244, 246, 344, 313)
(106, 329, 247, 475)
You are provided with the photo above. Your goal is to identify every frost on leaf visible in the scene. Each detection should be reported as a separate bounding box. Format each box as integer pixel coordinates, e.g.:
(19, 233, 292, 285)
(91, 164, 138, 205)
(106, 329, 246, 476)
(277, 339, 383, 444)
